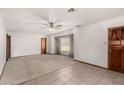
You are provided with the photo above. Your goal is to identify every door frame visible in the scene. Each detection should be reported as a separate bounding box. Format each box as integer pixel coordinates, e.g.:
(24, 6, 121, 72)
(108, 28, 111, 70)
(41, 38, 47, 54)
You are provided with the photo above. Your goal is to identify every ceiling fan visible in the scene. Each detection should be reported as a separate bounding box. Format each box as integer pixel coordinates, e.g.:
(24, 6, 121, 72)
(28, 8, 81, 31)
(41, 21, 63, 31)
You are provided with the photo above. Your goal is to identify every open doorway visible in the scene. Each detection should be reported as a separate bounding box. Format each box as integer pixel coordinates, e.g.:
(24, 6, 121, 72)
(55, 34, 74, 57)
(6, 34, 11, 61)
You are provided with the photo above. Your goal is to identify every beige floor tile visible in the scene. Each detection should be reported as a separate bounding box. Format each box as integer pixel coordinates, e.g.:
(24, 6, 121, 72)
(82, 78, 99, 85)
(65, 79, 83, 85)
(1, 54, 124, 85)
(113, 75, 124, 85)
(49, 79, 65, 85)
(98, 78, 113, 85)
(0, 54, 76, 84)
(22, 77, 50, 85)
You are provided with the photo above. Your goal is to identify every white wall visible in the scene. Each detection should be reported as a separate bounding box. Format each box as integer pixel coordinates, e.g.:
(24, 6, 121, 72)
(47, 35, 55, 54)
(48, 16, 124, 68)
(74, 24, 107, 67)
(0, 16, 6, 76)
(8, 32, 46, 57)
(74, 16, 124, 68)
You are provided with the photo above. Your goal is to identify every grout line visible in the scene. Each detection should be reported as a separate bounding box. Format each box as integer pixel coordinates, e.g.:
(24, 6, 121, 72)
(19, 60, 107, 85)
(96, 70, 108, 85)
(18, 62, 77, 85)
(2, 55, 121, 85)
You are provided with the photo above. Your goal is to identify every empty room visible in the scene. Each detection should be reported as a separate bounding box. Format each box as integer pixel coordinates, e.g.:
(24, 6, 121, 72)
(0, 8, 124, 85)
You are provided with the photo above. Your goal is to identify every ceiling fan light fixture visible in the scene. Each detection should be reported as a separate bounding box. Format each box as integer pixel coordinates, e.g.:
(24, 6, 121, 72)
(49, 22, 54, 28)
(48, 28, 55, 31)
(55, 25, 63, 28)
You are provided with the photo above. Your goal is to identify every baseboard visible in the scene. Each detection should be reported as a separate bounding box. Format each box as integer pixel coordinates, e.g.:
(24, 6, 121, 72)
(74, 59, 107, 69)
(46, 53, 56, 55)
(11, 54, 41, 58)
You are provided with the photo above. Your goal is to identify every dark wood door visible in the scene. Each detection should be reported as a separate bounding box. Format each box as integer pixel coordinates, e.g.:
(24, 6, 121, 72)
(108, 27, 124, 72)
(6, 34, 11, 61)
(41, 38, 47, 54)
(109, 47, 122, 71)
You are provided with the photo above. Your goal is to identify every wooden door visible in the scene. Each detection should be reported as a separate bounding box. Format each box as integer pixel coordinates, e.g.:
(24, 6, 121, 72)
(109, 47, 122, 71)
(41, 38, 47, 54)
(108, 27, 124, 72)
(6, 34, 11, 61)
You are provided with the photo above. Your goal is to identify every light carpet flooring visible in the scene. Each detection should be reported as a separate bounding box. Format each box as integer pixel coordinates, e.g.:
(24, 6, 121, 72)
(0, 54, 124, 85)
(0, 54, 76, 85)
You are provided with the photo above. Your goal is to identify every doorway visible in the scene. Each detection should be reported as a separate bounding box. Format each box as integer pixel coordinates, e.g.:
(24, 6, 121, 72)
(41, 38, 47, 54)
(6, 34, 11, 61)
(108, 26, 124, 73)
(55, 34, 74, 57)
(60, 37, 71, 56)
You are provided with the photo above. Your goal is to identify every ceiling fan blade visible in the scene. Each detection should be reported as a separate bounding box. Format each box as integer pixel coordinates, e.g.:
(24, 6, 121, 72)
(18, 16, 49, 24)
(55, 24, 83, 29)
(42, 23, 48, 26)
(40, 24, 49, 28)
(40, 26, 47, 28)
(26, 22, 45, 24)
(55, 25, 63, 29)
(39, 18, 49, 24)
(25, 23, 49, 28)
(75, 24, 83, 27)
(55, 19, 78, 25)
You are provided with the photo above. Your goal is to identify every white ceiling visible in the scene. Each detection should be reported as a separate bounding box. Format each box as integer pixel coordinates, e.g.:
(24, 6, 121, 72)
(0, 8, 124, 35)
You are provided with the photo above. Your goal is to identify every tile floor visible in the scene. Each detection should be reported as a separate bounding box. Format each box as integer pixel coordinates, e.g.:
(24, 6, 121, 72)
(22, 61, 124, 85)
(0, 54, 124, 85)
(0, 54, 76, 84)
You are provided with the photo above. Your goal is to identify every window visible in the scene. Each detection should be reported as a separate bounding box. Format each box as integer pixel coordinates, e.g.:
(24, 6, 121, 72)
(60, 37, 70, 55)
